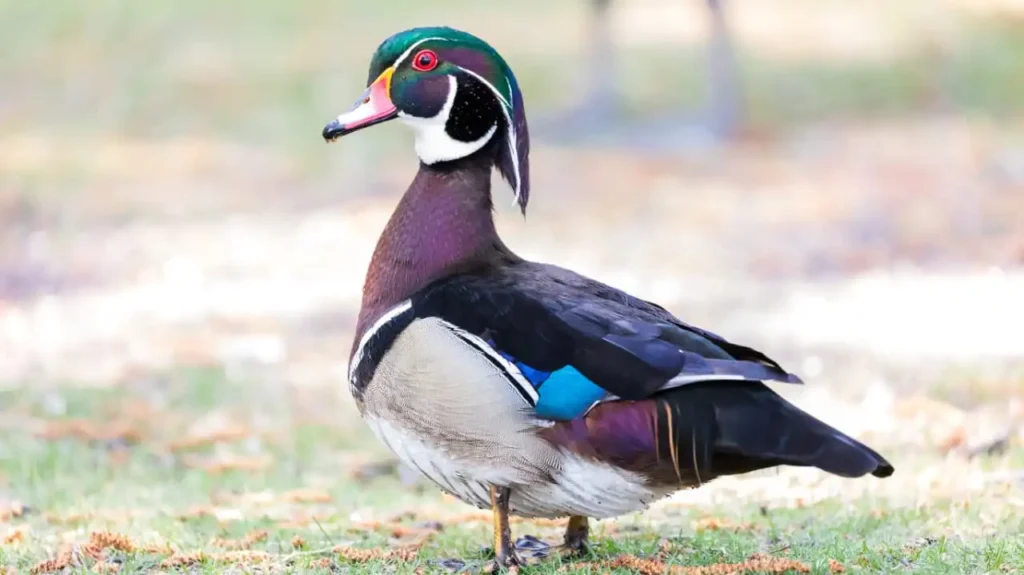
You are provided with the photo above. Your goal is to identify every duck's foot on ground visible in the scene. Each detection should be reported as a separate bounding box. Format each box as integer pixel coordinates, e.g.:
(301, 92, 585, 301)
(432, 557, 531, 574)
(436, 531, 589, 572)
(560, 515, 591, 558)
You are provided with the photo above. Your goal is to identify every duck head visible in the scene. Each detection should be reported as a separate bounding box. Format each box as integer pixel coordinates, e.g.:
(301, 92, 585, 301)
(323, 27, 531, 212)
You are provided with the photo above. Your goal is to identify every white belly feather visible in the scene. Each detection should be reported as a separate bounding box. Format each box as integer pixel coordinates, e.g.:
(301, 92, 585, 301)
(357, 316, 669, 518)
(365, 415, 666, 518)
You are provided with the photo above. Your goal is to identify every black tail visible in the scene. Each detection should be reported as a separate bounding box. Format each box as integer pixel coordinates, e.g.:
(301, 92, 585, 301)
(655, 381, 894, 481)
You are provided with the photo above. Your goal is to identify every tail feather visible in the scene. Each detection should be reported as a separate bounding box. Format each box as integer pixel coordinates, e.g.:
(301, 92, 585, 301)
(655, 381, 894, 480)
(542, 380, 894, 488)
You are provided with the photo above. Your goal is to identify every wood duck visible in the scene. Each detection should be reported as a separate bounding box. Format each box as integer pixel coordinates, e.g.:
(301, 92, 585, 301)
(322, 26, 893, 570)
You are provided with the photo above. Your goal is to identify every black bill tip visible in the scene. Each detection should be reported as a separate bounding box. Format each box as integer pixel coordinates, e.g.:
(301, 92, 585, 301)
(322, 119, 344, 142)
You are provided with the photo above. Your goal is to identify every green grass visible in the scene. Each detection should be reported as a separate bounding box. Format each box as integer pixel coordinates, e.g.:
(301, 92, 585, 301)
(1, 369, 1022, 574)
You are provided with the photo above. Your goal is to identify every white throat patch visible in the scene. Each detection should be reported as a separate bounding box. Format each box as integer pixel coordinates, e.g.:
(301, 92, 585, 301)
(398, 75, 497, 165)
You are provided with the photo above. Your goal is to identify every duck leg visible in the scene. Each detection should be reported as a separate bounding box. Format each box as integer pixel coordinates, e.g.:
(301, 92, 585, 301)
(489, 486, 522, 570)
(561, 515, 590, 556)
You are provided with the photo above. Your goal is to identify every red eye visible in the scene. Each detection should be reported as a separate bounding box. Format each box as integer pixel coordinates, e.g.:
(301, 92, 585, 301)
(411, 49, 438, 72)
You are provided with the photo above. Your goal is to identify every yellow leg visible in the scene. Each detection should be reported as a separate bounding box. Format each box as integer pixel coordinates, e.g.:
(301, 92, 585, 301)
(562, 515, 590, 556)
(489, 486, 520, 569)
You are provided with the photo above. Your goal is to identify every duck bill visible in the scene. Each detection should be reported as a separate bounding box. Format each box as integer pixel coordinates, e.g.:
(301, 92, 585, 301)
(323, 67, 398, 142)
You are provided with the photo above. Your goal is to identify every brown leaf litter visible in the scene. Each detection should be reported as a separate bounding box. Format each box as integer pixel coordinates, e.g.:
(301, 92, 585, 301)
(0, 500, 26, 521)
(691, 517, 756, 532)
(43, 511, 92, 525)
(159, 551, 205, 569)
(282, 487, 332, 503)
(276, 511, 332, 529)
(562, 552, 822, 575)
(87, 531, 137, 554)
(440, 510, 566, 528)
(353, 520, 441, 540)
(160, 550, 273, 568)
(2, 527, 26, 545)
(168, 422, 253, 451)
(181, 453, 273, 474)
(334, 545, 419, 563)
(211, 529, 268, 550)
(30, 531, 174, 574)
(309, 557, 332, 569)
(35, 418, 141, 445)
(92, 560, 121, 573)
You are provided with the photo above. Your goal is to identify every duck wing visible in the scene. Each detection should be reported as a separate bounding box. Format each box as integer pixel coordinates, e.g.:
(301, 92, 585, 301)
(411, 261, 801, 419)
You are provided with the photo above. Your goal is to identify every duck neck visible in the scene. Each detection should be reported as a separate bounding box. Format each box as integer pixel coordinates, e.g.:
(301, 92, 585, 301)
(355, 152, 511, 342)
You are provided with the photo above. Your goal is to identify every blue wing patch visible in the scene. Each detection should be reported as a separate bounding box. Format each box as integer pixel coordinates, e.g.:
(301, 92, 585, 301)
(497, 350, 607, 420)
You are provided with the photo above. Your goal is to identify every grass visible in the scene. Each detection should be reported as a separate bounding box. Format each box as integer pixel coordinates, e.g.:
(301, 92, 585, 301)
(1, 368, 1022, 574)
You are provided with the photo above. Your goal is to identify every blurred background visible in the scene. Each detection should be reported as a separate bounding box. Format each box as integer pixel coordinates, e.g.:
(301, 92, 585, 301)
(1, 0, 1024, 521)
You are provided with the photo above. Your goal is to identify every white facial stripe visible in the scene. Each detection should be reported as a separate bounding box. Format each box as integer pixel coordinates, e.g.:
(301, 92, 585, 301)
(391, 39, 521, 191)
(398, 75, 497, 165)
(349, 299, 413, 385)
(393, 37, 451, 69)
(456, 66, 521, 203)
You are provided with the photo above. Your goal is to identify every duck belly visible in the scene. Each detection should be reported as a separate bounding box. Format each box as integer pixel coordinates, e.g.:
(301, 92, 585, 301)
(365, 413, 671, 519)
(357, 317, 670, 518)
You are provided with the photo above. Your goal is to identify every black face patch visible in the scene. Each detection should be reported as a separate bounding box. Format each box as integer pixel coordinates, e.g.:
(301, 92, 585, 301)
(445, 72, 501, 143)
(398, 74, 450, 119)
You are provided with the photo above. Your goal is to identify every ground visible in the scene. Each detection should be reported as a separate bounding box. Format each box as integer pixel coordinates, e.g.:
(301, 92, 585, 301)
(0, 369, 1022, 574)
(2, 1, 1024, 573)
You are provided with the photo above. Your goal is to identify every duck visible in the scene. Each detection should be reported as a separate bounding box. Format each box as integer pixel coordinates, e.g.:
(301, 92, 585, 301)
(322, 26, 893, 570)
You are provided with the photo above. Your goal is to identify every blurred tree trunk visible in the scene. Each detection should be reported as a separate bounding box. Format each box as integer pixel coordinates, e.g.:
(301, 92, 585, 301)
(585, 0, 618, 117)
(704, 0, 743, 139)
